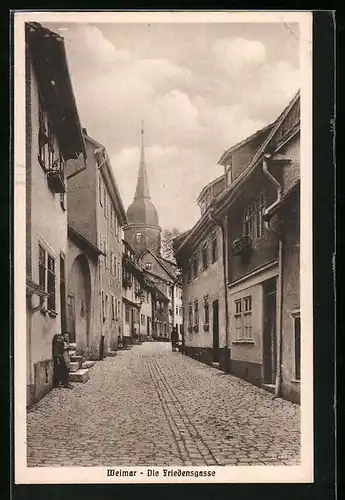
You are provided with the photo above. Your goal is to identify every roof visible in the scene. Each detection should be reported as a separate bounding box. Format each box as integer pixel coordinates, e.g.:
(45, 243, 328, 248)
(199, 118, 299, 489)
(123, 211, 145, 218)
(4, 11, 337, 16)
(83, 133, 127, 226)
(141, 272, 170, 302)
(126, 127, 160, 228)
(196, 174, 226, 204)
(175, 91, 300, 255)
(26, 22, 86, 164)
(218, 123, 274, 166)
(68, 224, 104, 257)
(140, 249, 177, 281)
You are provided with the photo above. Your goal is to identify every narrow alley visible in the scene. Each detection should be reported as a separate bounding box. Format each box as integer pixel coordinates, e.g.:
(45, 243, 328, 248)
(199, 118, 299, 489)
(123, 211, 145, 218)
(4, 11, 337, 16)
(27, 343, 300, 467)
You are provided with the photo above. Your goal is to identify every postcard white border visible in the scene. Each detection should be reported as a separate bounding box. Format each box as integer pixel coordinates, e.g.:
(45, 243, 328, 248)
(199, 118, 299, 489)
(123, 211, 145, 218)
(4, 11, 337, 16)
(14, 10, 313, 484)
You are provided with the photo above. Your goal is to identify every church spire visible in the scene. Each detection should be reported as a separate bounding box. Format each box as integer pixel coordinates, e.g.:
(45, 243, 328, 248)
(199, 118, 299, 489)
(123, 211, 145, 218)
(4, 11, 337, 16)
(134, 121, 151, 200)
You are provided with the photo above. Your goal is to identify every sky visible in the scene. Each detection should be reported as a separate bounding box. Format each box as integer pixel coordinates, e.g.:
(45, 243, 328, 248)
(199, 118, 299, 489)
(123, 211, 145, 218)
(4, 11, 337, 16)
(44, 20, 300, 232)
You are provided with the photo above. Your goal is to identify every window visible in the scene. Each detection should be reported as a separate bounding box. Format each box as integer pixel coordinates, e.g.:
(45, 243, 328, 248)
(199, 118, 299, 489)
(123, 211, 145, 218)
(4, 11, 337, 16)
(145, 262, 152, 271)
(141, 314, 145, 326)
(227, 165, 233, 186)
(104, 240, 108, 268)
(179, 306, 183, 316)
(101, 290, 105, 322)
(39, 245, 46, 290)
(244, 194, 265, 240)
(202, 243, 208, 271)
(204, 296, 209, 324)
(125, 308, 130, 323)
(192, 253, 198, 278)
(294, 314, 301, 380)
(234, 296, 252, 339)
(194, 300, 199, 327)
(188, 303, 193, 328)
(99, 176, 103, 206)
(60, 254, 67, 333)
(136, 232, 142, 244)
(211, 232, 218, 263)
(47, 255, 56, 311)
(175, 306, 178, 316)
(111, 295, 116, 320)
(187, 259, 192, 282)
(38, 245, 56, 311)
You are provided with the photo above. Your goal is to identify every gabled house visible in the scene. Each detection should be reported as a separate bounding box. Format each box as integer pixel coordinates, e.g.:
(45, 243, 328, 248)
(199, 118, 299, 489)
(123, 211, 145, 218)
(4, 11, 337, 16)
(67, 131, 127, 360)
(140, 249, 183, 340)
(174, 91, 301, 403)
(214, 91, 301, 402)
(25, 22, 86, 406)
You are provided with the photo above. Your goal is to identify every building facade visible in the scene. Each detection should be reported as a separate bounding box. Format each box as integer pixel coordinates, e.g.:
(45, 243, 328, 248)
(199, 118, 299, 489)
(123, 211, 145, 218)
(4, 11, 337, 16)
(67, 131, 127, 359)
(25, 23, 86, 406)
(175, 91, 301, 403)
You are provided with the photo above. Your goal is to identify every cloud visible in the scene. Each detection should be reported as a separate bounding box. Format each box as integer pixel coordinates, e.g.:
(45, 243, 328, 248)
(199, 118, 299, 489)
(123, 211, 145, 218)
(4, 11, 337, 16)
(43, 23, 301, 231)
(212, 38, 266, 76)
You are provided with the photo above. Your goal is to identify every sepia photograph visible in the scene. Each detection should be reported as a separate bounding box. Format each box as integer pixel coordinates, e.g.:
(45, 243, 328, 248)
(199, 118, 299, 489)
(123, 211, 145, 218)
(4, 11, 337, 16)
(14, 11, 313, 484)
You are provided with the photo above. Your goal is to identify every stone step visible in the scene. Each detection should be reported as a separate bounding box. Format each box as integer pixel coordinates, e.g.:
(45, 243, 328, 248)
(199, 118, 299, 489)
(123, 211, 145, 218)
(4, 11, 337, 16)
(262, 383, 276, 394)
(70, 355, 83, 369)
(69, 361, 80, 373)
(69, 342, 77, 350)
(69, 368, 90, 383)
(212, 362, 220, 369)
(82, 360, 95, 369)
(106, 350, 118, 357)
(69, 350, 76, 356)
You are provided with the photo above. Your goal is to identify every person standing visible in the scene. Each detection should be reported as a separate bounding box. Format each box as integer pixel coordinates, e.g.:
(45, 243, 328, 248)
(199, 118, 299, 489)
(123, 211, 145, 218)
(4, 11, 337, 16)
(171, 326, 179, 352)
(62, 334, 73, 389)
(52, 334, 63, 387)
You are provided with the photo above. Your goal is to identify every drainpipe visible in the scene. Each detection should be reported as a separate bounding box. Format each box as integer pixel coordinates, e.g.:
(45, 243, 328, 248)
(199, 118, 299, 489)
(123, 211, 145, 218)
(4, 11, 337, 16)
(208, 210, 230, 372)
(262, 153, 283, 399)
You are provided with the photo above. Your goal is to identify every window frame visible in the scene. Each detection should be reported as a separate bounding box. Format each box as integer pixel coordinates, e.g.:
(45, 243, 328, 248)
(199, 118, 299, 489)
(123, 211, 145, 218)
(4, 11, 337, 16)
(204, 295, 210, 325)
(234, 296, 253, 340)
(194, 299, 199, 328)
(211, 231, 218, 263)
(202, 242, 208, 271)
(243, 194, 265, 241)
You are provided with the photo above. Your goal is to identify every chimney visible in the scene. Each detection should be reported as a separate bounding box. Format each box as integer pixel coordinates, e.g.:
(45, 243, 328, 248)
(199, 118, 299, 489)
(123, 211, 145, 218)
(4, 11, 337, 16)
(82, 127, 87, 136)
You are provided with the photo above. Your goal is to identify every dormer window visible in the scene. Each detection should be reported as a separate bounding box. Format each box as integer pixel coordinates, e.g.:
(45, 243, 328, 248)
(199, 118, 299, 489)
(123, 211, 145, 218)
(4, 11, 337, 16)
(145, 262, 152, 271)
(136, 232, 142, 244)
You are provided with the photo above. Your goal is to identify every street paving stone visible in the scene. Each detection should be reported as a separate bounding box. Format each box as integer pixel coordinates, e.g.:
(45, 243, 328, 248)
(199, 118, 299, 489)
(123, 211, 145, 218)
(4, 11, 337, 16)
(27, 342, 300, 467)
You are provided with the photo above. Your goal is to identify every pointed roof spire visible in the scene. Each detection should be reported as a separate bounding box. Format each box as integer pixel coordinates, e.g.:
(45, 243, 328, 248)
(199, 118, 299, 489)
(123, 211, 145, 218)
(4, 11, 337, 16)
(134, 121, 151, 200)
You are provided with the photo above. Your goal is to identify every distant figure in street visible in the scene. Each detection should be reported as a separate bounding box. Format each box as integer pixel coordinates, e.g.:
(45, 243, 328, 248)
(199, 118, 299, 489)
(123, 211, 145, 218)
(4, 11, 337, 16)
(171, 327, 179, 352)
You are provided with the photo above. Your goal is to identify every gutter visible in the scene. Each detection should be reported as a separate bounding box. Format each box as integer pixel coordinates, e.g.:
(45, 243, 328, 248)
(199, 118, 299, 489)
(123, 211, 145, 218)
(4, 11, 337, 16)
(208, 210, 230, 373)
(262, 152, 291, 399)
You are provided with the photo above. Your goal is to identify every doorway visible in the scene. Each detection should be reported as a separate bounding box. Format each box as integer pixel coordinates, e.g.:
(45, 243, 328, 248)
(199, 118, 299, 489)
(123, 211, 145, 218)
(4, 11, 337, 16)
(67, 294, 76, 343)
(262, 278, 277, 384)
(212, 300, 219, 362)
(147, 316, 150, 336)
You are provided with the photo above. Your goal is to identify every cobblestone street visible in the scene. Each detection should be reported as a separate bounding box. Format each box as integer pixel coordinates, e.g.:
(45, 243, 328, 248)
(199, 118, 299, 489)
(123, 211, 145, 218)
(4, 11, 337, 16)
(27, 342, 300, 467)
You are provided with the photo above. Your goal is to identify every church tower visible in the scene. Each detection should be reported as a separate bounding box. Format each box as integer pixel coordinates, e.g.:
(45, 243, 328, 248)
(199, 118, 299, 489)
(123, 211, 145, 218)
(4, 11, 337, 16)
(124, 124, 162, 256)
